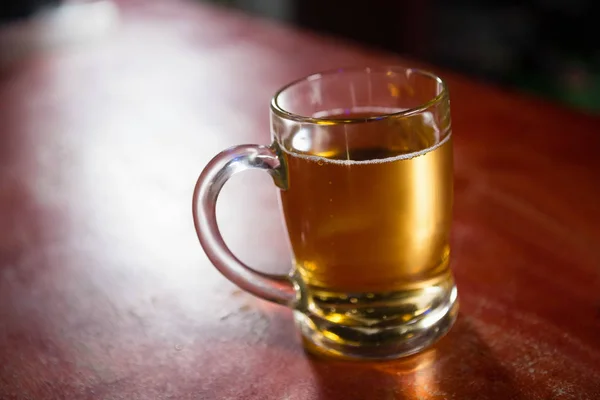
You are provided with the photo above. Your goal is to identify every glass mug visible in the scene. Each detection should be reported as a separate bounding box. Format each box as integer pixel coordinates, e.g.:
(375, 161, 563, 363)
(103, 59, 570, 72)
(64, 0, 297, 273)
(193, 66, 458, 360)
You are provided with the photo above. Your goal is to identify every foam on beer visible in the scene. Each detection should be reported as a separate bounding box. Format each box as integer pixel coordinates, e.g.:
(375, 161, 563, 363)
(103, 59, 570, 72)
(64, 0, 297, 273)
(282, 107, 451, 165)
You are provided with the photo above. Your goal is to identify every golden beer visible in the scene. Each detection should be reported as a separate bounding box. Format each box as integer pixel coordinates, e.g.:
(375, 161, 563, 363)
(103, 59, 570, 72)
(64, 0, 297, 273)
(280, 109, 452, 293)
(277, 108, 456, 355)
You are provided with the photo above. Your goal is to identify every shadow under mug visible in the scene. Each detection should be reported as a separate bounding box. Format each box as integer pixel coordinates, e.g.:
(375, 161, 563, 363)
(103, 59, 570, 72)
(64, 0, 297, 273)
(193, 66, 458, 360)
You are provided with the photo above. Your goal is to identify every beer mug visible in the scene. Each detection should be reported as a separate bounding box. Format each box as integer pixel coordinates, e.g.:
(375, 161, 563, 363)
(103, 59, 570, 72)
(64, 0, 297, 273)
(193, 66, 458, 359)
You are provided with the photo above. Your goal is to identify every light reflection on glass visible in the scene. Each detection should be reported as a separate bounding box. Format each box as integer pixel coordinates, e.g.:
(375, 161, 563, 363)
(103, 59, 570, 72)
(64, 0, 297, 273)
(291, 127, 313, 152)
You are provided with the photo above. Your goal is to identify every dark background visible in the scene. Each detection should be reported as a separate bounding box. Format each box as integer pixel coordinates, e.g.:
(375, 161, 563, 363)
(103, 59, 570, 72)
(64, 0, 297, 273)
(2, 0, 599, 112)
(205, 0, 600, 113)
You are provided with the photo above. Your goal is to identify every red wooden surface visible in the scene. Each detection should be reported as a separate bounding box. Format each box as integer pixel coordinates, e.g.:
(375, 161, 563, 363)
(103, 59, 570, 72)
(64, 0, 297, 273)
(1, 1, 600, 399)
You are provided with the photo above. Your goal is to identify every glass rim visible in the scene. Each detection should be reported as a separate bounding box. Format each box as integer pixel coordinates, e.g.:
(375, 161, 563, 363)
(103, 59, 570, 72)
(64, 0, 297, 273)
(270, 66, 448, 124)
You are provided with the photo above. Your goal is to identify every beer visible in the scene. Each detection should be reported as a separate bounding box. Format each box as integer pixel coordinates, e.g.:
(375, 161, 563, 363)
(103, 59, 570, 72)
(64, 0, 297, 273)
(194, 66, 458, 359)
(277, 107, 456, 351)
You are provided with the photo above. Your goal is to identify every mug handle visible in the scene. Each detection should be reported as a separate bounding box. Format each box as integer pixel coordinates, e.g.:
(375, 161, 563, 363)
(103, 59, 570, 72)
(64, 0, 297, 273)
(192, 144, 297, 307)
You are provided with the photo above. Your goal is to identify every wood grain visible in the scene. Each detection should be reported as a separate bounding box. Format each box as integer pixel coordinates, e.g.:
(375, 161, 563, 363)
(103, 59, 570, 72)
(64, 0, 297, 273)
(1, 1, 599, 399)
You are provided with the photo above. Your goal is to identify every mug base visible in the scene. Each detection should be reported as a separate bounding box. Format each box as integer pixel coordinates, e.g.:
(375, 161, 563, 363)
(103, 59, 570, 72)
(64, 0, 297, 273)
(294, 281, 458, 360)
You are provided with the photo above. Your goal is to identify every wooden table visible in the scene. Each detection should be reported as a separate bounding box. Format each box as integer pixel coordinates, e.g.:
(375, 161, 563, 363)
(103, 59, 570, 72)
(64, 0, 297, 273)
(1, 1, 599, 399)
